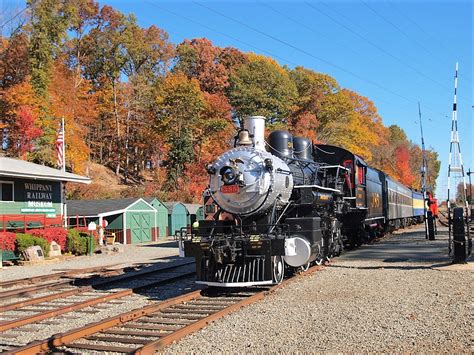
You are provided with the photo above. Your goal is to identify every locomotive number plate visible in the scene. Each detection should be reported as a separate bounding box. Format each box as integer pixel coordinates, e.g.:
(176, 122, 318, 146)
(221, 185, 239, 194)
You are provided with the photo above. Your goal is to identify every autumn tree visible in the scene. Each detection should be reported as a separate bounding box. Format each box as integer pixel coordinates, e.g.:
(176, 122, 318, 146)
(27, 0, 73, 96)
(155, 72, 206, 190)
(0, 32, 30, 90)
(48, 61, 96, 173)
(2, 81, 43, 157)
(228, 53, 297, 126)
(174, 38, 228, 94)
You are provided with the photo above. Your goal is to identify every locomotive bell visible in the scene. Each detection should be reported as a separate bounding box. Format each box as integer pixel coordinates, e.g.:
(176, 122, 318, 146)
(237, 130, 253, 146)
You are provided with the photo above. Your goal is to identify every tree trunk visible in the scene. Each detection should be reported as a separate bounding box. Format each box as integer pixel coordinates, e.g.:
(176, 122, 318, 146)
(124, 110, 130, 183)
(113, 79, 121, 176)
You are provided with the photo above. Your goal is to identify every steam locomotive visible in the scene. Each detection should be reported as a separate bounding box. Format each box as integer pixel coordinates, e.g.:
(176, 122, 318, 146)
(181, 116, 424, 287)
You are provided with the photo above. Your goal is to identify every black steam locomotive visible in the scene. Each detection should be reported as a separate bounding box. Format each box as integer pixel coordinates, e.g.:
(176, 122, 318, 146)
(181, 116, 424, 287)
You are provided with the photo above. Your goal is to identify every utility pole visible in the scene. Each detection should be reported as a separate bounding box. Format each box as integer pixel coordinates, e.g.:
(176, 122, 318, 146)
(467, 169, 472, 218)
(418, 102, 429, 239)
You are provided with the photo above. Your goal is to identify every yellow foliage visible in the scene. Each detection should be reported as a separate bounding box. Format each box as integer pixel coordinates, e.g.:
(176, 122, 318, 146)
(48, 61, 97, 173)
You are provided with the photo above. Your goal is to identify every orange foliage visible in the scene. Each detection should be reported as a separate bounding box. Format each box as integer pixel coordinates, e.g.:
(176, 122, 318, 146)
(2, 81, 45, 157)
(394, 145, 416, 187)
(49, 61, 97, 173)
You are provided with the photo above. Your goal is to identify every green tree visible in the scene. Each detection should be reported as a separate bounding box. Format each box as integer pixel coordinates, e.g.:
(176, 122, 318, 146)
(228, 53, 297, 125)
(155, 72, 206, 190)
(27, 0, 72, 96)
(165, 128, 194, 190)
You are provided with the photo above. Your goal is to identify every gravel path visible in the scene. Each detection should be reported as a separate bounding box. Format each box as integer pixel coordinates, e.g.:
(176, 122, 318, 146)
(167, 226, 473, 353)
(0, 240, 179, 282)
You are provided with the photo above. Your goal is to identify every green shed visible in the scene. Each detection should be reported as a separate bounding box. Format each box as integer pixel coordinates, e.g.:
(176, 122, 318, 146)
(67, 198, 158, 244)
(164, 202, 189, 236)
(144, 197, 169, 238)
(184, 204, 204, 225)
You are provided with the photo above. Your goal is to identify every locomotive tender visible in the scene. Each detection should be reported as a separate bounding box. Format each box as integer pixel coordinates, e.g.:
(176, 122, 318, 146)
(181, 116, 424, 287)
(315, 145, 424, 246)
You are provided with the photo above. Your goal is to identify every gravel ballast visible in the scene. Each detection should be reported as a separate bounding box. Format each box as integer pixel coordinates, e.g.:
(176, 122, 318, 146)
(167, 226, 473, 353)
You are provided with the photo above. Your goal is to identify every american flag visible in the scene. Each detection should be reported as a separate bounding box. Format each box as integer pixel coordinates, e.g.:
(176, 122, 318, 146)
(56, 122, 64, 169)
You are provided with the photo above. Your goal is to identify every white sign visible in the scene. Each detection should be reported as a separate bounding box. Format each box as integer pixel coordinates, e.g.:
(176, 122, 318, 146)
(88, 222, 97, 231)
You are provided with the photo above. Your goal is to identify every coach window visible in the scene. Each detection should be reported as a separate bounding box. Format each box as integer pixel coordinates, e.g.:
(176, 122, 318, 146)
(0, 181, 14, 202)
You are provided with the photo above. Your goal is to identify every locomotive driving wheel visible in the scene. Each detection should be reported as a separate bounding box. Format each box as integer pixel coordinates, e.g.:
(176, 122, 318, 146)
(272, 256, 284, 284)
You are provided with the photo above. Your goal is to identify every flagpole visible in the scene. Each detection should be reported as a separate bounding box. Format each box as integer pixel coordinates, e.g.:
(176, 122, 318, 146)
(61, 117, 67, 228)
(61, 117, 66, 172)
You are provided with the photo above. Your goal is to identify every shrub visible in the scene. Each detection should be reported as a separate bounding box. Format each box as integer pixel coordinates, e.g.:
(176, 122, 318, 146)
(67, 229, 96, 255)
(30, 228, 67, 250)
(15, 233, 50, 257)
(0, 232, 17, 251)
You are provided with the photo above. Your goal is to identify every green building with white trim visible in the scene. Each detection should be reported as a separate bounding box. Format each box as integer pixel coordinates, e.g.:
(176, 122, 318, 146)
(67, 198, 161, 244)
(0, 157, 91, 231)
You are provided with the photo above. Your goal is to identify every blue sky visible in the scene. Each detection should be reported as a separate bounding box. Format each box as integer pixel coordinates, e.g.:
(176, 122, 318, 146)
(2, 0, 472, 198)
(105, 0, 473, 199)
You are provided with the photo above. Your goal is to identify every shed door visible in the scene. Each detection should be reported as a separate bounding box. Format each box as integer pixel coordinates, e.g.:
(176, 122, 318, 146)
(130, 213, 152, 243)
(141, 214, 151, 242)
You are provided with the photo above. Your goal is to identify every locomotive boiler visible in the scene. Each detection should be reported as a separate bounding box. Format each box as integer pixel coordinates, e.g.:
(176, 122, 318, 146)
(181, 116, 348, 287)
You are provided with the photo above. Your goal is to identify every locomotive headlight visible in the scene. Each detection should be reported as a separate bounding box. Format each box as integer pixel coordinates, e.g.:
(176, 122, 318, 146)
(220, 166, 238, 185)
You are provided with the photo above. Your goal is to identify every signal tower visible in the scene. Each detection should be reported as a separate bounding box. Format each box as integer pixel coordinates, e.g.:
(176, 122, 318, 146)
(447, 62, 468, 208)
(446, 62, 468, 253)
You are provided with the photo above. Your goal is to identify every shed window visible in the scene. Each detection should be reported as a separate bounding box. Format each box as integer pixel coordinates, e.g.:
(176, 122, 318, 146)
(0, 182, 14, 201)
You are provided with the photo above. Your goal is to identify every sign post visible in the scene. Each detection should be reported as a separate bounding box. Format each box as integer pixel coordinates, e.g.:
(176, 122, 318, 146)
(87, 221, 96, 256)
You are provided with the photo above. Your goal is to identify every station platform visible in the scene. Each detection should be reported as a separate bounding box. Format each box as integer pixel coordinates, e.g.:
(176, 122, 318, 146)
(340, 225, 472, 270)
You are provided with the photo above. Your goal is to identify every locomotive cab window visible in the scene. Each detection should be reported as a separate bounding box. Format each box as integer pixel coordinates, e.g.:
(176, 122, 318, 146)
(357, 165, 365, 185)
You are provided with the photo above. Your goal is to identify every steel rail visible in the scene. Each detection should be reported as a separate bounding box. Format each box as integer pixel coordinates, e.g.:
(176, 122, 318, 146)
(0, 280, 73, 300)
(0, 269, 196, 331)
(7, 291, 203, 355)
(0, 261, 195, 311)
(0, 264, 124, 289)
(7, 265, 323, 354)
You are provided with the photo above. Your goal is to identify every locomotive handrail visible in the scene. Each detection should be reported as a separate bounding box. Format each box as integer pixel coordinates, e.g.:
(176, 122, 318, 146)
(319, 164, 350, 171)
(293, 184, 341, 193)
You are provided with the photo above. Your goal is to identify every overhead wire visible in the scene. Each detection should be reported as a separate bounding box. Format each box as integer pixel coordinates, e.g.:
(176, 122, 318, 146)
(191, 0, 460, 120)
(361, 0, 450, 68)
(145, 0, 299, 68)
(305, 1, 471, 104)
(145, 0, 401, 109)
(385, 0, 472, 84)
(256, 0, 449, 116)
(191, 0, 420, 105)
(0, 6, 28, 31)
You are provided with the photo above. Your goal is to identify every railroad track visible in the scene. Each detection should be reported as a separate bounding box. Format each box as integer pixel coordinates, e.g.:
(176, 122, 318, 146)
(0, 261, 196, 334)
(0, 264, 126, 289)
(4, 265, 322, 354)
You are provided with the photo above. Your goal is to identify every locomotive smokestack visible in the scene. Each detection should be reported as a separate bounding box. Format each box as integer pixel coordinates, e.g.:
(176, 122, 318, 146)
(244, 116, 266, 151)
